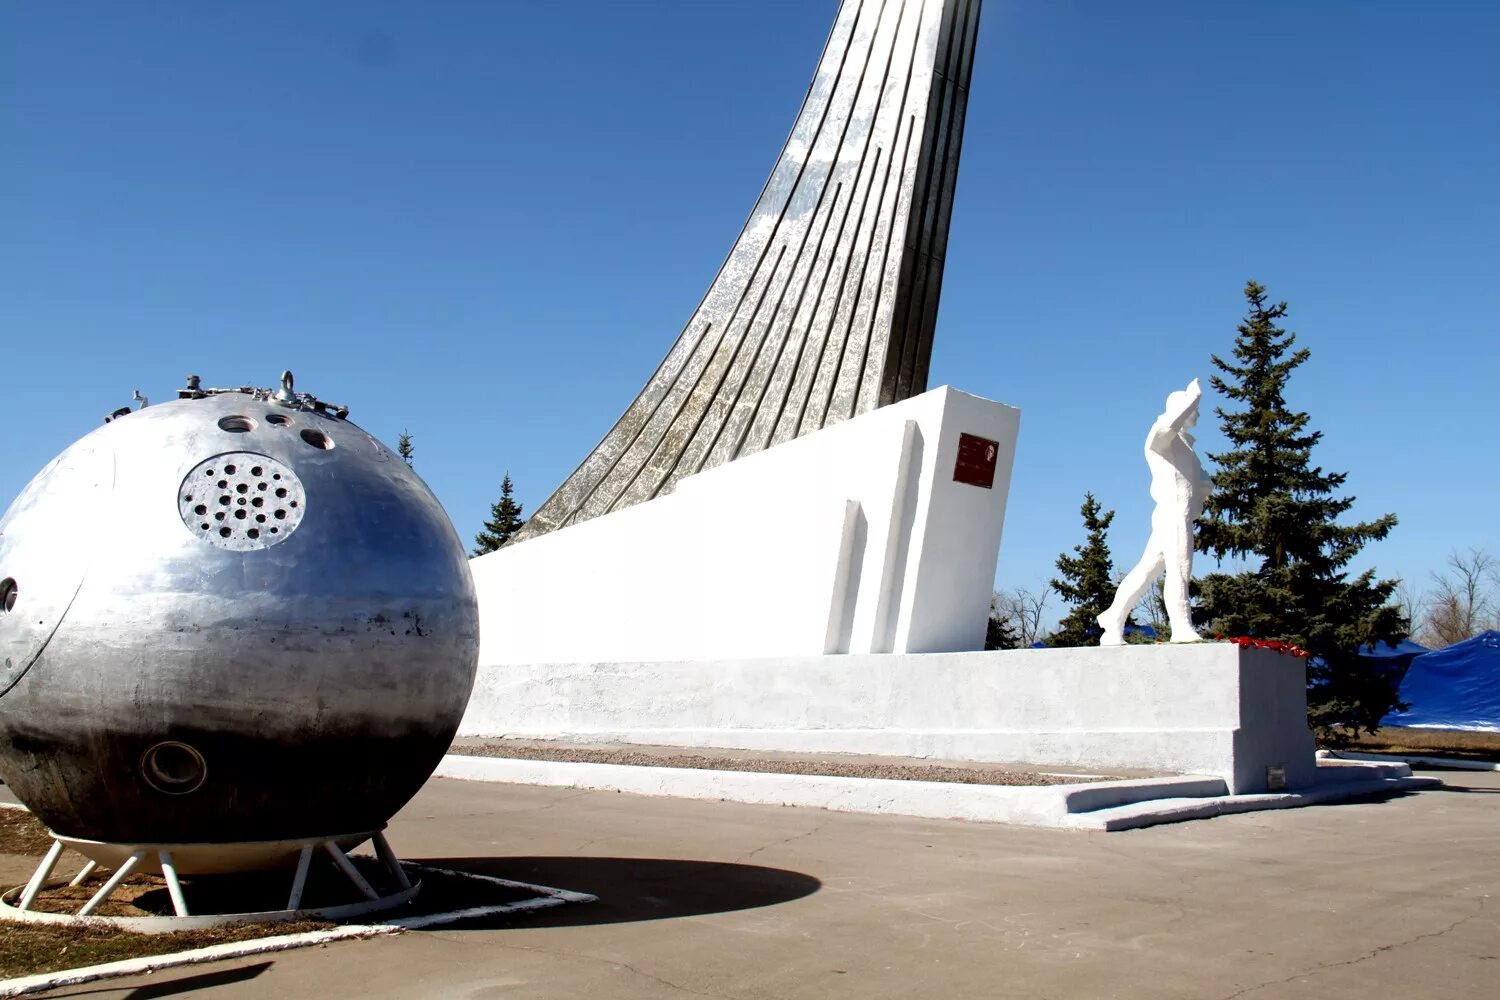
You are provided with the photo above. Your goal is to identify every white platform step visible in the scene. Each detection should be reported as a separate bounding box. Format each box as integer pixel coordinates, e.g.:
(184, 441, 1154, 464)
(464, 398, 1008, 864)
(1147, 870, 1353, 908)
(1065, 773, 1438, 831)
(438, 754, 1432, 831)
(1322, 749, 1500, 772)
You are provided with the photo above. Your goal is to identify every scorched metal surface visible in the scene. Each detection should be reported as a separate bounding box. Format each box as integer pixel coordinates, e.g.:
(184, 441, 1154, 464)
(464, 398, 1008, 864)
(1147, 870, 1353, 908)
(0, 385, 478, 847)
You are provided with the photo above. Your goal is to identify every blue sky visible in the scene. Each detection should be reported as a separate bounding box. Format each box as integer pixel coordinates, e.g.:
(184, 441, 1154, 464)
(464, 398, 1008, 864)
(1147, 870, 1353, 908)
(3, 1, 1496, 619)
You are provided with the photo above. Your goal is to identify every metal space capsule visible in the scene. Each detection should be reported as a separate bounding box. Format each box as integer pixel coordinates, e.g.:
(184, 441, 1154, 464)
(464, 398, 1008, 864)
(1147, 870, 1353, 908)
(0, 376, 478, 853)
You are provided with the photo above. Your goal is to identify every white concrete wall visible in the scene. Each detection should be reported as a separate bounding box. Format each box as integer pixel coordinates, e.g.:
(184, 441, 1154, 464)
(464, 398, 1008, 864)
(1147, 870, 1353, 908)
(459, 644, 1318, 794)
(470, 386, 1021, 663)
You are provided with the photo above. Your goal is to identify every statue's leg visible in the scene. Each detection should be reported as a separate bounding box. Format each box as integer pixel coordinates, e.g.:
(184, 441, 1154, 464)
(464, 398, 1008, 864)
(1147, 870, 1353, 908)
(1098, 529, 1165, 646)
(1163, 511, 1202, 642)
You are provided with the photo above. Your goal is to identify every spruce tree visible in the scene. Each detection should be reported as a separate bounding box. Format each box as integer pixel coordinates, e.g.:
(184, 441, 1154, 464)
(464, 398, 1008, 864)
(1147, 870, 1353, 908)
(473, 474, 526, 555)
(985, 610, 1019, 650)
(1196, 281, 1404, 739)
(1048, 492, 1119, 646)
(397, 430, 414, 467)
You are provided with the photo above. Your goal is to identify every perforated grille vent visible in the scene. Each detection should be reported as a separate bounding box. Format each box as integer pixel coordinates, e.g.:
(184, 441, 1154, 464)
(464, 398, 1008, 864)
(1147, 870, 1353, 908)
(179, 452, 306, 551)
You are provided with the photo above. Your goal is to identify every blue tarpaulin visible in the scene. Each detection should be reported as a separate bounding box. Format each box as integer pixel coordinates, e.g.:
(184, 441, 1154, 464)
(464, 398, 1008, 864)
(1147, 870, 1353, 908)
(1360, 638, 1431, 661)
(1358, 638, 1430, 686)
(1382, 631, 1500, 732)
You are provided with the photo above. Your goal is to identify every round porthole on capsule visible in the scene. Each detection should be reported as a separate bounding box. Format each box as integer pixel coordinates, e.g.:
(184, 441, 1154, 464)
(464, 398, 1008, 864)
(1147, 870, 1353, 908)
(140, 741, 208, 796)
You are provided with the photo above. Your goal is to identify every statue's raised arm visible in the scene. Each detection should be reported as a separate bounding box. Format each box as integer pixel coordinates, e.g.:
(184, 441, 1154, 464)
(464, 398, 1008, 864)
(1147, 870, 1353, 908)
(1166, 378, 1202, 431)
(1149, 378, 1203, 452)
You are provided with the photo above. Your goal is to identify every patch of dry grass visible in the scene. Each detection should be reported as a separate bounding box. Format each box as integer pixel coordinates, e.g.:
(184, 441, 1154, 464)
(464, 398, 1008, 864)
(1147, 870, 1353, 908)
(451, 741, 1112, 785)
(0, 809, 55, 856)
(1346, 727, 1500, 763)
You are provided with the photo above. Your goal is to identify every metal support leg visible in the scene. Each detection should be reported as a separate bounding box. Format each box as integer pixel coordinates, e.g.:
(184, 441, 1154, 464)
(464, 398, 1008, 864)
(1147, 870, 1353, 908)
(158, 850, 190, 917)
(17, 840, 64, 912)
(371, 832, 411, 891)
(68, 860, 98, 887)
(78, 850, 145, 917)
(286, 845, 314, 911)
(323, 842, 379, 901)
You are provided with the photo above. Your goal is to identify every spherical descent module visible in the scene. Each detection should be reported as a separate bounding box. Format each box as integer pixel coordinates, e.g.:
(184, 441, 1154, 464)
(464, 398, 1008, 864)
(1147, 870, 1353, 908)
(0, 377, 479, 853)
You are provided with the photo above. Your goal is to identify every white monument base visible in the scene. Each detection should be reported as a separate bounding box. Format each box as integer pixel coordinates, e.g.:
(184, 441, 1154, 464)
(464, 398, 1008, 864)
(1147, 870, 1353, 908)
(465, 383, 1319, 801)
(471, 386, 1021, 662)
(458, 644, 1318, 795)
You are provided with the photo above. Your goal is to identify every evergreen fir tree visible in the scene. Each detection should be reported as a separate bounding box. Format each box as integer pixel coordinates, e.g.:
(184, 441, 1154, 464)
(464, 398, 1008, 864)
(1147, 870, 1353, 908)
(397, 430, 414, 467)
(473, 474, 526, 555)
(1048, 492, 1119, 646)
(985, 612, 1019, 651)
(1196, 281, 1405, 738)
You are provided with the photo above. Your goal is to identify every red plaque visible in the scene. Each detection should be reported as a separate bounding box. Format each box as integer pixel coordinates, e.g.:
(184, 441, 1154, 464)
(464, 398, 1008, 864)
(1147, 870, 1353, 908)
(953, 433, 999, 489)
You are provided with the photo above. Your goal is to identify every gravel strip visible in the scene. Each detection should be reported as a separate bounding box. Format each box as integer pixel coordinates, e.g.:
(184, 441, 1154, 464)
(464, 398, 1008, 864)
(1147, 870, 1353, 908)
(449, 742, 1112, 787)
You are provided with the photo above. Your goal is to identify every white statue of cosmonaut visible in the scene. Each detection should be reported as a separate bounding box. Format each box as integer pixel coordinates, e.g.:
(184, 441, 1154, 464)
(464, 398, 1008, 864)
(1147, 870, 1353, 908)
(1098, 378, 1212, 645)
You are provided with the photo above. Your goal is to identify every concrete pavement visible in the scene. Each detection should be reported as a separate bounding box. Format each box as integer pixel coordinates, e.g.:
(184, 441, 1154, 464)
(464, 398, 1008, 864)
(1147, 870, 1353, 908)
(32, 769, 1500, 999)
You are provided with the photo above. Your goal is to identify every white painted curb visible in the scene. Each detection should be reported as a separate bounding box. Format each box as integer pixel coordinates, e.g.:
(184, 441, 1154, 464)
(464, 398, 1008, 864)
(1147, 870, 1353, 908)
(0, 873, 595, 998)
(435, 753, 1441, 833)
(433, 753, 1225, 828)
(1321, 750, 1500, 772)
(0, 925, 399, 998)
(0, 822, 597, 1000)
(1066, 774, 1442, 831)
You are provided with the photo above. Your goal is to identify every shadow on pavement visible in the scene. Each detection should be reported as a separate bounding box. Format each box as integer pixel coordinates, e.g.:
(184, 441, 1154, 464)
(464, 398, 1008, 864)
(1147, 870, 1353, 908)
(123, 963, 273, 998)
(416, 856, 821, 929)
(42, 963, 274, 999)
(78, 962, 275, 999)
(1424, 782, 1500, 794)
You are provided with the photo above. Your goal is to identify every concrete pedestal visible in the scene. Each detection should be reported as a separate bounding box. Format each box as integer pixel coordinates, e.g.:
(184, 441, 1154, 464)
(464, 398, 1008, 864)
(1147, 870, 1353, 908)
(471, 386, 1021, 662)
(459, 644, 1318, 795)
(466, 383, 1316, 798)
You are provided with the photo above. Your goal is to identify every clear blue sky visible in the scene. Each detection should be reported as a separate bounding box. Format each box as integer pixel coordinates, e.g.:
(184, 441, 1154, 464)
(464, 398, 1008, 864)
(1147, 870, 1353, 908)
(3, 1, 1496, 617)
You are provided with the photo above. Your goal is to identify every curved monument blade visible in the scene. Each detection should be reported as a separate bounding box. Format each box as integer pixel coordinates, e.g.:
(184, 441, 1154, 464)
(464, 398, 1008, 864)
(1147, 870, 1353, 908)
(518, 0, 983, 541)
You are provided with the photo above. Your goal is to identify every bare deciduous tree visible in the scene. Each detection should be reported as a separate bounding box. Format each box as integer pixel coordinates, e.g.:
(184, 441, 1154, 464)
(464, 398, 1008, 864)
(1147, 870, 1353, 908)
(1130, 577, 1170, 640)
(1417, 548, 1498, 647)
(1394, 580, 1425, 642)
(990, 586, 1051, 648)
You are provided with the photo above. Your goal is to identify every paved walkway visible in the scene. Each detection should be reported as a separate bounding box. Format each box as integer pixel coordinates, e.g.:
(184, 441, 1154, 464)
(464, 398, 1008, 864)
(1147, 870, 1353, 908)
(33, 769, 1500, 999)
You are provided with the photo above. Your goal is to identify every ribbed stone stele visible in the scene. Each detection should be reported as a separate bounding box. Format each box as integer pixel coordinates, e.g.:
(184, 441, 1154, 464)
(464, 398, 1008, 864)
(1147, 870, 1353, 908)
(518, 0, 983, 541)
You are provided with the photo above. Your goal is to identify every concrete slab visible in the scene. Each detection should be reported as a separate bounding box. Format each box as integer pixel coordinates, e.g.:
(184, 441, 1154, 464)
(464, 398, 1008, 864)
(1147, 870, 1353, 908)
(435, 752, 1434, 831)
(24, 768, 1498, 999)
(435, 753, 1231, 828)
(460, 644, 1318, 794)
